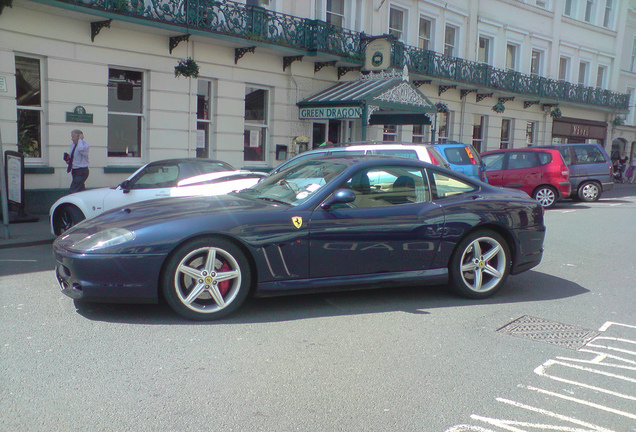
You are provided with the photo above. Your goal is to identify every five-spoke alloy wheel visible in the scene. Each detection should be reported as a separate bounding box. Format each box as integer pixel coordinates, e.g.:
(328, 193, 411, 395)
(449, 230, 511, 299)
(162, 237, 251, 320)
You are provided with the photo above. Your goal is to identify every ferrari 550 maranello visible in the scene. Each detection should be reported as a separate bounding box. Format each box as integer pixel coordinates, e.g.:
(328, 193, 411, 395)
(53, 156, 546, 320)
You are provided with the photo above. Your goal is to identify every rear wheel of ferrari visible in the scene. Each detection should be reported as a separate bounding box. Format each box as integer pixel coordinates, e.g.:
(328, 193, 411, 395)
(162, 237, 252, 320)
(448, 230, 510, 299)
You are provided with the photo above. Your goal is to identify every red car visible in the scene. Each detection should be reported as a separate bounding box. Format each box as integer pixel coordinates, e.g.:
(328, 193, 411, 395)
(481, 148, 571, 207)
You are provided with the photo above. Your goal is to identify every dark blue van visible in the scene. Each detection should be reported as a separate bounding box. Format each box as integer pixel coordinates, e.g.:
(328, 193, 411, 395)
(537, 143, 613, 201)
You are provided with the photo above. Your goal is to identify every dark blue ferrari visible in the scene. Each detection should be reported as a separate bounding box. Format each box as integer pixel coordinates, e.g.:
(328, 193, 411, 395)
(53, 156, 545, 320)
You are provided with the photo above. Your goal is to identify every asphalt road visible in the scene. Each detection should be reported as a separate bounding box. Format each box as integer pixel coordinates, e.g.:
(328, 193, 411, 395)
(1, 189, 634, 432)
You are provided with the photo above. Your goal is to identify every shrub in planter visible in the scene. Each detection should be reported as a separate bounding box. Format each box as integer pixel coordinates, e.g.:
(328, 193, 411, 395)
(174, 57, 200, 78)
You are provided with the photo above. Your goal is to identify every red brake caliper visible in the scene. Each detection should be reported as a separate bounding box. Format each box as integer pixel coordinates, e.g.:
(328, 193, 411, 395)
(217, 261, 231, 296)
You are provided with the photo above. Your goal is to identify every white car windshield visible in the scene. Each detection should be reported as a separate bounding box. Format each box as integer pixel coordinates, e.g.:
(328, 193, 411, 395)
(234, 160, 347, 206)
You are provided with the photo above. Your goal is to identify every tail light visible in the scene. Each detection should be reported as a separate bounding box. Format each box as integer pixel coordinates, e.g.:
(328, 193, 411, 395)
(465, 147, 477, 165)
(427, 149, 441, 166)
(561, 164, 570, 179)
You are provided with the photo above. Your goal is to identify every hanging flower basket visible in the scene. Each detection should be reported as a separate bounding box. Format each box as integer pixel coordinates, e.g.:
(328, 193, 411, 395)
(174, 57, 200, 78)
(435, 102, 448, 113)
(550, 107, 562, 119)
(612, 116, 625, 126)
(0, 0, 13, 15)
(491, 102, 506, 114)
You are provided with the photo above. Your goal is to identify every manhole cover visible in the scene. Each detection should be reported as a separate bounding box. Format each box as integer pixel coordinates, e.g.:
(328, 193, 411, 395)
(497, 315, 599, 350)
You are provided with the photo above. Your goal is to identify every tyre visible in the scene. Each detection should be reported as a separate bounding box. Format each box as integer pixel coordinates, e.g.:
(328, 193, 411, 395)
(53, 205, 86, 235)
(448, 230, 511, 299)
(161, 237, 252, 320)
(577, 181, 601, 202)
(532, 186, 557, 208)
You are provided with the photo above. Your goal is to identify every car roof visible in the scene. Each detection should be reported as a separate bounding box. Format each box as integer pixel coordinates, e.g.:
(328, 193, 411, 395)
(482, 147, 558, 154)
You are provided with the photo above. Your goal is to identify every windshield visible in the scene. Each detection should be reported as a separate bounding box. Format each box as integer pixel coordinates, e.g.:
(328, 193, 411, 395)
(234, 160, 347, 206)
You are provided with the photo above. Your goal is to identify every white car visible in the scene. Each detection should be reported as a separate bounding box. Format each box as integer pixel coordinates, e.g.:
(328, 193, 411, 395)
(50, 158, 266, 235)
(271, 142, 451, 175)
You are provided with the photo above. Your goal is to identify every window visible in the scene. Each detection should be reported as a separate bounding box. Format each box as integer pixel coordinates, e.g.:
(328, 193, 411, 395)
(472, 115, 486, 153)
(632, 37, 636, 73)
(438, 111, 450, 142)
(535, 0, 547, 8)
(596, 66, 607, 88)
(15, 55, 43, 158)
(478, 36, 491, 64)
(412, 124, 428, 143)
(564, 0, 574, 16)
(500, 119, 512, 149)
(108, 68, 143, 157)
(418, 17, 432, 50)
(506, 44, 518, 70)
(444, 25, 457, 57)
(326, 0, 345, 27)
(603, 0, 613, 28)
(526, 121, 536, 146)
(342, 166, 430, 208)
(383, 124, 399, 142)
(196, 80, 213, 158)
(578, 61, 588, 85)
(244, 87, 268, 162)
(531, 50, 543, 75)
(584, 0, 594, 22)
(389, 7, 405, 41)
(430, 172, 477, 199)
(572, 145, 605, 164)
(558, 57, 569, 81)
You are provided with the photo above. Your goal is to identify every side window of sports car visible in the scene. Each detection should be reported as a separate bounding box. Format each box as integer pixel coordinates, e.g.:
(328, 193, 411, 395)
(132, 165, 180, 189)
(341, 167, 429, 208)
(429, 171, 478, 199)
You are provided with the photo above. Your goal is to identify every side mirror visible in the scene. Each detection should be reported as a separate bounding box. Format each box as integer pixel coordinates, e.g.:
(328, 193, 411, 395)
(120, 180, 131, 193)
(321, 189, 356, 210)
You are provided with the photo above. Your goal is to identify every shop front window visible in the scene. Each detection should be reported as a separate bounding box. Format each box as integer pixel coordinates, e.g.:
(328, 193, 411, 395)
(15, 56, 43, 158)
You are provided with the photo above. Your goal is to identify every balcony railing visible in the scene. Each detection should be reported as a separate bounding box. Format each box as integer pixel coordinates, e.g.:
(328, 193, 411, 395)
(397, 44, 630, 110)
(43, 0, 630, 110)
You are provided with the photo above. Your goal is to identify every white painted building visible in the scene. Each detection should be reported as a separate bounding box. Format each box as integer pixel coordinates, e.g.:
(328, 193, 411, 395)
(0, 0, 634, 212)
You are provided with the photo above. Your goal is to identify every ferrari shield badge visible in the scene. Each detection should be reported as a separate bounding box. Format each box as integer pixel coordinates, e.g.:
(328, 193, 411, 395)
(292, 216, 303, 229)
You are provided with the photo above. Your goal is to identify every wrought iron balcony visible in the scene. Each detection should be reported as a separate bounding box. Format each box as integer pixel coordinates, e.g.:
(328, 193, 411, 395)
(396, 43, 629, 111)
(37, 0, 630, 111)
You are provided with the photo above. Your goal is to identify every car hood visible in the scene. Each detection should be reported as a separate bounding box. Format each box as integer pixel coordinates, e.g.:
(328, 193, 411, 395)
(56, 193, 286, 245)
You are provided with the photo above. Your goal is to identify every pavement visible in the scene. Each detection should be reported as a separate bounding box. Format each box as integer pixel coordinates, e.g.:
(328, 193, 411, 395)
(1, 182, 634, 250)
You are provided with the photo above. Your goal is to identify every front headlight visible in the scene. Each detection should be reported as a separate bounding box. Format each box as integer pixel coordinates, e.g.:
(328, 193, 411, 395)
(69, 228, 135, 252)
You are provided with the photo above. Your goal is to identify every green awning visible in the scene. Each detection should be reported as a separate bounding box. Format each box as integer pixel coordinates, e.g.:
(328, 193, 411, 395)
(297, 73, 437, 126)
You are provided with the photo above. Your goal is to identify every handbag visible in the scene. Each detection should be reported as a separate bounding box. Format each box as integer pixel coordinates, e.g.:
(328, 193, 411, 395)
(626, 166, 633, 178)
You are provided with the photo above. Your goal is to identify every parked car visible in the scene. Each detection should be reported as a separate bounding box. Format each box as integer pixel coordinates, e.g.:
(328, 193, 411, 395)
(270, 142, 451, 175)
(54, 155, 546, 321)
(433, 142, 488, 182)
(535, 143, 613, 202)
(481, 148, 571, 208)
(49, 158, 266, 235)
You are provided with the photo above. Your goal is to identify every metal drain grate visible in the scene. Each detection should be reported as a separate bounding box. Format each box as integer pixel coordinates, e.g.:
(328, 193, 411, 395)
(497, 315, 600, 350)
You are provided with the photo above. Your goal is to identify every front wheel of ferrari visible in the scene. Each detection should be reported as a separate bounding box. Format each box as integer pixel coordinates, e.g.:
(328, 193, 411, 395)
(162, 237, 252, 320)
(448, 230, 511, 299)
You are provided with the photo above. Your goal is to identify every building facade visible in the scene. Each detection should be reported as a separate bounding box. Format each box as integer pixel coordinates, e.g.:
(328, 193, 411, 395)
(0, 0, 634, 212)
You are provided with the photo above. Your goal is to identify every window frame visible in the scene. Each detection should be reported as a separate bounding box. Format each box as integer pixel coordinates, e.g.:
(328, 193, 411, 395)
(530, 49, 544, 76)
(506, 43, 519, 71)
(243, 85, 270, 164)
(107, 67, 145, 161)
(578, 61, 589, 86)
(15, 54, 46, 161)
(558, 56, 570, 81)
(326, 0, 346, 27)
(444, 24, 458, 57)
(418, 16, 433, 50)
(388, 6, 406, 41)
(500, 118, 512, 149)
(196, 79, 214, 159)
